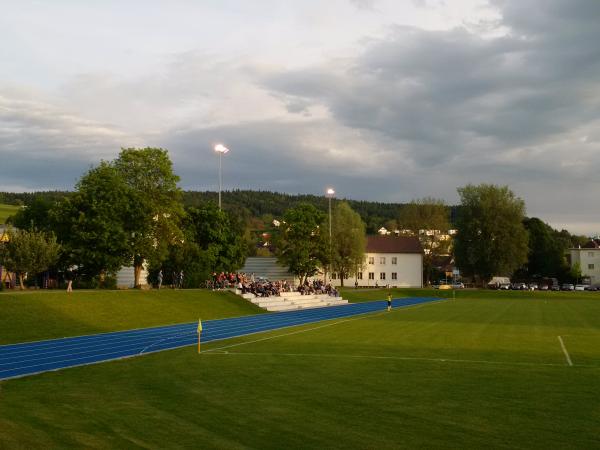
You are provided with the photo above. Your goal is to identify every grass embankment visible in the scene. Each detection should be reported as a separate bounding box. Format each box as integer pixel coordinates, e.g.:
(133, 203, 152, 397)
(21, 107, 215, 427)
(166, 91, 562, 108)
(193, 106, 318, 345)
(0, 203, 19, 224)
(2, 293, 600, 448)
(0, 289, 263, 345)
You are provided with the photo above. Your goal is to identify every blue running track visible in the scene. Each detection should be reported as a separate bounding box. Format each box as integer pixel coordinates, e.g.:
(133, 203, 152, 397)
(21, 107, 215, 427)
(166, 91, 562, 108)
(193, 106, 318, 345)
(0, 297, 442, 380)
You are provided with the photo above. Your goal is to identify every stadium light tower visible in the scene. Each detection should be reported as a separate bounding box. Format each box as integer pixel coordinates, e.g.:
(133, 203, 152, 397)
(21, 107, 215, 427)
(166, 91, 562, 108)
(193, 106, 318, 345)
(326, 188, 335, 281)
(214, 144, 230, 210)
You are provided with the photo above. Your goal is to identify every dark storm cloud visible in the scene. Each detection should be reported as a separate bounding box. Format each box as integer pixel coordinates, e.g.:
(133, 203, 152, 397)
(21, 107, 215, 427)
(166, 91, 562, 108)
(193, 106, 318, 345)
(261, 0, 600, 170)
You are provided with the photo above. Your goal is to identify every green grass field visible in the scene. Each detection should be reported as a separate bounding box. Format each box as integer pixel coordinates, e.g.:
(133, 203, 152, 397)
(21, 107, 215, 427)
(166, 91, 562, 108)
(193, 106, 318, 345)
(1, 289, 600, 448)
(0, 289, 263, 345)
(0, 203, 19, 224)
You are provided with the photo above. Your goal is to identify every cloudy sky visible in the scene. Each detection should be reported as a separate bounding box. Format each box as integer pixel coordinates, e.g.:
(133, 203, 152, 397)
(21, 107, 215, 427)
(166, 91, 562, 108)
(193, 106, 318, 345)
(1, 0, 599, 234)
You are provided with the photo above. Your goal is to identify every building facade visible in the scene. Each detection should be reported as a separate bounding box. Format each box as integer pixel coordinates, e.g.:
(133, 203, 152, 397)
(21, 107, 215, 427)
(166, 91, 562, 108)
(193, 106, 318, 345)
(330, 235, 423, 288)
(569, 239, 600, 285)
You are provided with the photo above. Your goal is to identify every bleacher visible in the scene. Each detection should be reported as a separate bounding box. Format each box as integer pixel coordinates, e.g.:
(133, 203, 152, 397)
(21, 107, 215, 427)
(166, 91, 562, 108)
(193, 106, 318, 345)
(240, 257, 295, 282)
(238, 290, 348, 312)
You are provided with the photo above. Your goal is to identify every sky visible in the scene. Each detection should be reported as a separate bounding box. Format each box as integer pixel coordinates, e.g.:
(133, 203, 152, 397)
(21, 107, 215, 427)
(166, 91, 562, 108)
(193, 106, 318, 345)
(1, 0, 599, 235)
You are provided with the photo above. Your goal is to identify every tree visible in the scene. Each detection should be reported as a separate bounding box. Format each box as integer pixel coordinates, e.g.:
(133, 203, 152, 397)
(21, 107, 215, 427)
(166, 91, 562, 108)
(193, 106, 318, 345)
(113, 148, 184, 287)
(51, 163, 134, 283)
(570, 261, 582, 284)
(522, 218, 569, 279)
(331, 202, 366, 286)
(275, 203, 328, 285)
(185, 203, 247, 274)
(454, 184, 528, 285)
(0, 228, 61, 289)
(397, 198, 451, 284)
(8, 196, 54, 232)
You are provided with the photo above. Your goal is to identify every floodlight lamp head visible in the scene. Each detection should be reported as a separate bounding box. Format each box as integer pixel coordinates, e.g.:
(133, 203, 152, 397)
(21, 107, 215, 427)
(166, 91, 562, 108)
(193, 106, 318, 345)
(326, 188, 335, 196)
(214, 144, 230, 154)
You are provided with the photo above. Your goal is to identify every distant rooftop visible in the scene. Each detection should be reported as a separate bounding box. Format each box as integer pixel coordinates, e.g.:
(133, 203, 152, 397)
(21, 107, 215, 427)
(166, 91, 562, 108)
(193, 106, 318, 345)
(366, 235, 423, 254)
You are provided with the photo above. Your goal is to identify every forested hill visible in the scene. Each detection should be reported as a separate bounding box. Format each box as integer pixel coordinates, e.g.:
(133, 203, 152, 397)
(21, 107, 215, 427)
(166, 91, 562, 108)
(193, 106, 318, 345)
(183, 190, 404, 233)
(0, 189, 405, 233)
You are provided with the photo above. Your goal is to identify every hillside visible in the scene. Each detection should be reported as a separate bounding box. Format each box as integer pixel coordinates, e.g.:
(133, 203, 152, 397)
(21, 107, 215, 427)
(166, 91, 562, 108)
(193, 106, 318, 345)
(0, 189, 410, 233)
(0, 203, 20, 224)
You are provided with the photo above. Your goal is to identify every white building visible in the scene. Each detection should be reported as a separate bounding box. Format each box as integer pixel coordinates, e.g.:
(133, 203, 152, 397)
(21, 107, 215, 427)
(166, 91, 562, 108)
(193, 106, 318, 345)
(569, 239, 600, 285)
(330, 235, 423, 288)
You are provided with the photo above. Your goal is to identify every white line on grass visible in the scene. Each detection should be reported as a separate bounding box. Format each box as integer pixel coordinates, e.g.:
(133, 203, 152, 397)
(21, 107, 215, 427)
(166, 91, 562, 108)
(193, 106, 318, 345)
(558, 335, 573, 366)
(203, 351, 574, 368)
(201, 299, 447, 354)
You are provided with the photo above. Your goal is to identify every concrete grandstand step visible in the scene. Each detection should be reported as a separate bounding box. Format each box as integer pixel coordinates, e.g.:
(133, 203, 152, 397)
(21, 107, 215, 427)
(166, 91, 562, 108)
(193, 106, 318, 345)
(266, 305, 301, 312)
(257, 300, 290, 308)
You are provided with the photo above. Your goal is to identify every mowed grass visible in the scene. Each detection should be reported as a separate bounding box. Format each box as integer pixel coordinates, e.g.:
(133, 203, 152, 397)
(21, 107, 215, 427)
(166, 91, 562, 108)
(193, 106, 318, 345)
(0, 203, 19, 224)
(2, 293, 600, 449)
(0, 289, 263, 345)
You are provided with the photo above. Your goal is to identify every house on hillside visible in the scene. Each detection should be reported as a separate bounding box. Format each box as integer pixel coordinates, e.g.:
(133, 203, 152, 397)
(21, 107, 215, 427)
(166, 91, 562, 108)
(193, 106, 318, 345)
(569, 239, 600, 285)
(330, 235, 423, 288)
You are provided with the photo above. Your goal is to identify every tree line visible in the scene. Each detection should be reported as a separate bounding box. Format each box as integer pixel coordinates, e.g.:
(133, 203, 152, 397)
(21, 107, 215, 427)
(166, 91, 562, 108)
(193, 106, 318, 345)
(1, 149, 590, 289)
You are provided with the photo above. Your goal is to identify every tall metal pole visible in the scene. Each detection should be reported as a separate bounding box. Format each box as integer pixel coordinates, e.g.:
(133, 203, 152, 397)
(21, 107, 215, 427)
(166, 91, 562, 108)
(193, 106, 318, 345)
(328, 195, 332, 283)
(218, 151, 222, 210)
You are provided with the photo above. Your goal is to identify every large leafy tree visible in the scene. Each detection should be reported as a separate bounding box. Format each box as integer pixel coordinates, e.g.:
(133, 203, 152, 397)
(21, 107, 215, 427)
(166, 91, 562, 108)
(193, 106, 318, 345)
(150, 203, 249, 288)
(0, 228, 61, 289)
(522, 217, 569, 279)
(454, 184, 528, 285)
(331, 202, 366, 287)
(52, 163, 133, 282)
(275, 203, 328, 284)
(8, 196, 54, 232)
(185, 204, 247, 274)
(397, 197, 451, 284)
(113, 148, 184, 286)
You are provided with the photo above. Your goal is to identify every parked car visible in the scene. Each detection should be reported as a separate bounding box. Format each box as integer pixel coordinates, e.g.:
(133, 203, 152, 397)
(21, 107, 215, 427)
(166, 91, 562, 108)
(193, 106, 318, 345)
(575, 284, 587, 291)
(528, 283, 538, 291)
(561, 283, 575, 291)
(452, 282, 465, 289)
(511, 282, 528, 290)
(499, 283, 511, 290)
(539, 284, 549, 291)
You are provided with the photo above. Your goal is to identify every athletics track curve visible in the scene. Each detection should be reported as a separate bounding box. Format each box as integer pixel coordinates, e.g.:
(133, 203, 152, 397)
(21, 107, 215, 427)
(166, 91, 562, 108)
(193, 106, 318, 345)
(0, 297, 442, 380)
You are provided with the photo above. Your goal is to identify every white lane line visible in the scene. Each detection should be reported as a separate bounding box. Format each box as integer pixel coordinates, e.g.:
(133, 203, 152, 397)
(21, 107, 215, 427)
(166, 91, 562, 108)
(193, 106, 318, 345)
(558, 335, 573, 366)
(202, 299, 448, 354)
(203, 351, 574, 368)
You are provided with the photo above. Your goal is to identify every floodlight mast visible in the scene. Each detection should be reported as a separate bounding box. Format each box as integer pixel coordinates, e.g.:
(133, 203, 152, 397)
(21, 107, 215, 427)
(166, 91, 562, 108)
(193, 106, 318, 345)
(326, 188, 335, 282)
(214, 144, 230, 210)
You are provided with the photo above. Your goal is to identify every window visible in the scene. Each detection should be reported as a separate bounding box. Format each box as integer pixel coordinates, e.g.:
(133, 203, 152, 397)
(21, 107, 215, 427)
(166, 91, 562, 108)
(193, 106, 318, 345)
(380, 257, 386, 264)
(589, 264, 595, 270)
(368, 272, 375, 280)
(589, 252, 595, 257)
(391, 272, 397, 280)
(344, 274, 349, 280)
(380, 272, 386, 280)
(331, 273, 337, 279)
(391, 257, 397, 265)
(368, 256, 374, 265)
(357, 272, 363, 280)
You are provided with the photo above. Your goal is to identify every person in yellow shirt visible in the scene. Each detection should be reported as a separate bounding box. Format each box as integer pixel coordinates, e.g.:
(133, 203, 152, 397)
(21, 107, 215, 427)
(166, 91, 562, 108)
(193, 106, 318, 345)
(387, 292, 392, 311)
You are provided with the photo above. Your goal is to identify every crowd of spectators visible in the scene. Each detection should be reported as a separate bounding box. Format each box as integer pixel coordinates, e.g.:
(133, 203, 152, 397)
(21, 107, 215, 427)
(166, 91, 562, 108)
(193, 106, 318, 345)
(239, 279, 292, 297)
(208, 272, 292, 298)
(207, 272, 339, 298)
(298, 279, 339, 297)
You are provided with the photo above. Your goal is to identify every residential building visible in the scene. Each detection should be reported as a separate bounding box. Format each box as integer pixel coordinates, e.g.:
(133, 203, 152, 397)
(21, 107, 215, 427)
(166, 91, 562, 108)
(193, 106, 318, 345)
(569, 239, 600, 284)
(330, 235, 423, 288)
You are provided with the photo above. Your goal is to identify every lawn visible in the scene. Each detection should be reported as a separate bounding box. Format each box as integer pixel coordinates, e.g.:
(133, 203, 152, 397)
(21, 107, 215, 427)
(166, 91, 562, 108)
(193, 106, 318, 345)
(0, 203, 19, 224)
(0, 289, 263, 345)
(1, 291, 600, 448)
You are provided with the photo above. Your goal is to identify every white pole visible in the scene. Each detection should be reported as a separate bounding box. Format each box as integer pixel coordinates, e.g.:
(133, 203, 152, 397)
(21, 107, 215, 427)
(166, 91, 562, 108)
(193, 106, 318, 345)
(218, 151, 222, 210)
